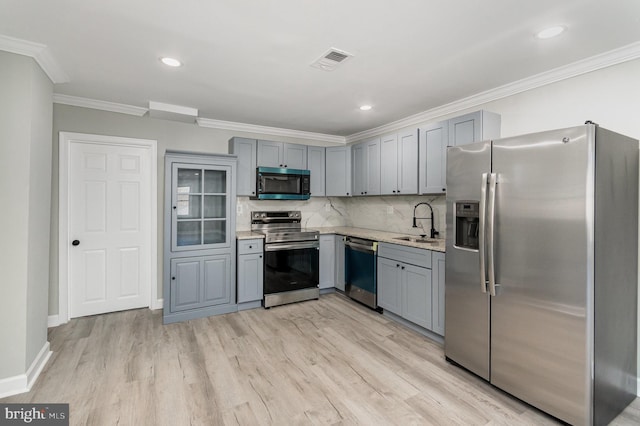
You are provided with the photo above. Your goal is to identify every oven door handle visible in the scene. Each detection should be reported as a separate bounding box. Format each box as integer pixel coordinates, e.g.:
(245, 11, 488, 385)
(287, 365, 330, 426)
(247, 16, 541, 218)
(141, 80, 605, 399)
(264, 241, 319, 251)
(344, 240, 375, 253)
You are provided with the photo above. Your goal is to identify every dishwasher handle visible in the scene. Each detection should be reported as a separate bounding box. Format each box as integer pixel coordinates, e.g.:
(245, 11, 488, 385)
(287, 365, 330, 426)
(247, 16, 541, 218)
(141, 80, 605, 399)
(345, 240, 377, 253)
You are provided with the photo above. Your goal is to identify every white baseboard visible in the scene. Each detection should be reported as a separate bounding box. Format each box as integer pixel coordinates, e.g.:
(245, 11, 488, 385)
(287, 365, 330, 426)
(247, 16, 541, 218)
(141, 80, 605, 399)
(0, 373, 27, 399)
(0, 341, 51, 399)
(26, 342, 51, 389)
(637, 377, 640, 397)
(47, 314, 60, 328)
(150, 298, 163, 310)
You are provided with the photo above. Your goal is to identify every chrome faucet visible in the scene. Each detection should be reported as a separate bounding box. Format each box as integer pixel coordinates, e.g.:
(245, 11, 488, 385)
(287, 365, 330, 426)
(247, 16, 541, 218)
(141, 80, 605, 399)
(413, 202, 439, 239)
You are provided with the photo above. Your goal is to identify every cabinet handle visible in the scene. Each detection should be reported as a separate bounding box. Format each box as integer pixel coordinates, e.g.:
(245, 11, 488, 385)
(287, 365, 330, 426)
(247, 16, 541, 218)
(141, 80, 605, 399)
(173, 206, 177, 210)
(346, 192, 349, 195)
(396, 264, 400, 268)
(364, 191, 367, 194)
(284, 164, 288, 167)
(442, 188, 446, 192)
(72, 240, 80, 246)
(259, 255, 262, 258)
(401, 266, 405, 270)
(249, 245, 252, 249)
(172, 277, 176, 280)
(397, 190, 400, 193)
(252, 191, 255, 194)
(393, 190, 396, 193)
(280, 164, 283, 167)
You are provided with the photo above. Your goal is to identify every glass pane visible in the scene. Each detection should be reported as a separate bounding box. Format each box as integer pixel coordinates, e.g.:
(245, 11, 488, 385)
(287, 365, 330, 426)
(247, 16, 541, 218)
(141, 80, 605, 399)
(204, 170, 226, 193)
(176, 194, 201, 219)
(259, 174, 300, 194)
(204, 195, 226, 218)
(177, 221, 201, 246)
(203, 220, 226, 244)
(177, 168, 202, 193)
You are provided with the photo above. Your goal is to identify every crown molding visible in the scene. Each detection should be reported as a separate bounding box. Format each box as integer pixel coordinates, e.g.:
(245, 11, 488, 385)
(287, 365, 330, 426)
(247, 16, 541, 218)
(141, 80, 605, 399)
(196, 117, 346, 144)
(346, 40, 640, 143)
(53, 94, 148, 116)
(0, 34, 69, 83)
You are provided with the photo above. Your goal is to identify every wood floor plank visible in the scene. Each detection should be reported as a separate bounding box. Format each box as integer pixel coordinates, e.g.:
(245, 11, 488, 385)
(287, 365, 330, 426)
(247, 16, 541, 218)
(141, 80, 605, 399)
(2, 293, 639, 426)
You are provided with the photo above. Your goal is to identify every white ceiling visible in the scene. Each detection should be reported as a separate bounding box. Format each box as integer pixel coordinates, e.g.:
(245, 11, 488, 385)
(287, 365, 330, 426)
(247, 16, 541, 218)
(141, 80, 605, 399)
(1, 0, 640, 137)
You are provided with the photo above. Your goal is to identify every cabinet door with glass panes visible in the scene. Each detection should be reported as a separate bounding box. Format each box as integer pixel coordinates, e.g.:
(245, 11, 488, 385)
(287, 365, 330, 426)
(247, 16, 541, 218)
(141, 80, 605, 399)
(171, 163, 231, 251)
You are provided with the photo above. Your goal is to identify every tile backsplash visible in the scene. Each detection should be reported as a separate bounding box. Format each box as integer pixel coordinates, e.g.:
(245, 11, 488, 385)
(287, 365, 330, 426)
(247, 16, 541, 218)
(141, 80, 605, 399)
(236, 194, 446, 238)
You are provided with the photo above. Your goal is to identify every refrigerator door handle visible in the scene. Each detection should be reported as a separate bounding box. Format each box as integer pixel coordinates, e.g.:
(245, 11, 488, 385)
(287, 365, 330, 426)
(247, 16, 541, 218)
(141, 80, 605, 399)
(487, 172, 497, 296)
(479, 172, 488, 293)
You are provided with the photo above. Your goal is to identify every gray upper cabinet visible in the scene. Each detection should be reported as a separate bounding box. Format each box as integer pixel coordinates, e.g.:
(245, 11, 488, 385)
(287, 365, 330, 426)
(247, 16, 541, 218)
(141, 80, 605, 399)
(164, 151, 237, 324)
(307, 146, 325, 197)
(326, 146, 351, 197)
(284, 144, 308, 169)
(352, 138, 380, 196)
(448, 110, 501, 147)
(229, 137, 257, 197)
(381, 129, 418, 195)
(419, 110, 500, 194)
(257, 140, 307, 169)
(419, 121, 448, 194)
(380, 133, 398, 195)
(257, 140, 282, 167)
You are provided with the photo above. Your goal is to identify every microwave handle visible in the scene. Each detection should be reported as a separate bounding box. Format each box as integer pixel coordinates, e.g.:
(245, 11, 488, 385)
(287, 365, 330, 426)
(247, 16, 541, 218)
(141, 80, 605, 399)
(257, 174, 263, 193)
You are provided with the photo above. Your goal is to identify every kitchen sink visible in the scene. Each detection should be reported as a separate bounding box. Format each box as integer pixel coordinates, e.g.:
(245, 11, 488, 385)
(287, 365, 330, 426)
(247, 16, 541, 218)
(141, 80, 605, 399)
(393, 236, 439, 245)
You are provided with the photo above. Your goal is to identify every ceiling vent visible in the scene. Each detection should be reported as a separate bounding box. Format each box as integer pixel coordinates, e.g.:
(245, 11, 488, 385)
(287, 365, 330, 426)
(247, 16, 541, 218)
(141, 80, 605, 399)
(311, 47, 354, 72)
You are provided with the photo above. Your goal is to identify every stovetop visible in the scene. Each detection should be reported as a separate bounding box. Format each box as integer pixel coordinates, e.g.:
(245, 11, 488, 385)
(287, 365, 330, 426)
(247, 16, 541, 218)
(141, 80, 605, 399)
(251, 210, 319, 243)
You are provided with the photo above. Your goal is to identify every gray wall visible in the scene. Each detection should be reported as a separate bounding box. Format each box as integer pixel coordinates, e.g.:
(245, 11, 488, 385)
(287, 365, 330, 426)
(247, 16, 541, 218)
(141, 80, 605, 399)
(0, 51, 52, 379)
(50, 105, 341, 314)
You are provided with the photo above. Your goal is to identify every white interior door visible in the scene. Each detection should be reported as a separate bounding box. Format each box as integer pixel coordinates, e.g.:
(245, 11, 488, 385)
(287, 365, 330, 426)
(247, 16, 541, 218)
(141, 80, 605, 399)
(68, 141, 152, 318)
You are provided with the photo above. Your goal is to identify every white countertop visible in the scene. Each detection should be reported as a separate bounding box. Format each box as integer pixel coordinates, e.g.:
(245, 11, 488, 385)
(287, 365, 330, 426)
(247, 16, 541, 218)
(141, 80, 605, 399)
(237, 226, 445, 252)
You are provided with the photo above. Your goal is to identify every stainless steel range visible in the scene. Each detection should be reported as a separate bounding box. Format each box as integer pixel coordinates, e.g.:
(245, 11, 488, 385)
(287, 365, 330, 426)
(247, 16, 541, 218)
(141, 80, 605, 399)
(251, 211, 320, 308)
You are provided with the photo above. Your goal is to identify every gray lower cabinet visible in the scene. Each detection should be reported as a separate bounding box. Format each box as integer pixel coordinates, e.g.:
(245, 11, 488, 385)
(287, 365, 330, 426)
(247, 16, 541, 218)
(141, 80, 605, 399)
(334, 235, 345, 291)
(237, 239, 263, 305)
(431, 251, 445, 335)
(170, 255, 231, 312)
(378, 242, 442, 334)
(319, 235, 335, 289)
(163, 151, 237, 324)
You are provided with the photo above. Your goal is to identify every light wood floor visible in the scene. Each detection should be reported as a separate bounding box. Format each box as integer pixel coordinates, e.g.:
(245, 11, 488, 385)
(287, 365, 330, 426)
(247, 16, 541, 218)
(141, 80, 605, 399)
(3, 293, 640, 425)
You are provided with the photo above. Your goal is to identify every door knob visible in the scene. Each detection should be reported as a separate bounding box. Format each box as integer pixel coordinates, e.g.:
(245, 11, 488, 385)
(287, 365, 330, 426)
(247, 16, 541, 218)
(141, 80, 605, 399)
(72, 240, 80, 246)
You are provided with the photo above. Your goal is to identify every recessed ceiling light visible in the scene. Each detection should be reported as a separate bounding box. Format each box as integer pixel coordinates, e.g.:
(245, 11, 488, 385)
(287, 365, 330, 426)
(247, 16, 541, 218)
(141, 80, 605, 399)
(160, 57, 182, 67)
(536, 26, 566, 39)
(360, 105, 372, 111)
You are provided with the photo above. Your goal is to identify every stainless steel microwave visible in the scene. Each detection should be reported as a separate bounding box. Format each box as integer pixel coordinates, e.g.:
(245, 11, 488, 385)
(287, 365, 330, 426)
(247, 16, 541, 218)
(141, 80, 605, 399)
(256, 167, 311, 200)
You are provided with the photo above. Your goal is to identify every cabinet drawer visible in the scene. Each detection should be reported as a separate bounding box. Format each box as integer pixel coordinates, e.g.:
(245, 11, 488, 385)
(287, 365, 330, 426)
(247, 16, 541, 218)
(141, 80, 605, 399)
(378, 242, 431, 268)
(238, 238, 263, 255)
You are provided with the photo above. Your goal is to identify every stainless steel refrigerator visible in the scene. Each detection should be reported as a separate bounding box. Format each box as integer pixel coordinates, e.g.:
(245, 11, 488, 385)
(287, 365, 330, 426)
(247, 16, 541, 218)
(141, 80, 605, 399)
(445, 124, 638, 426)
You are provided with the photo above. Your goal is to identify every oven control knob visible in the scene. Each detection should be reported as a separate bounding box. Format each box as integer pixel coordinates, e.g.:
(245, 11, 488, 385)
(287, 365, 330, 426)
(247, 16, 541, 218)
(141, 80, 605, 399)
(295, 212, 300, 217)
(261, 213, 266, 218)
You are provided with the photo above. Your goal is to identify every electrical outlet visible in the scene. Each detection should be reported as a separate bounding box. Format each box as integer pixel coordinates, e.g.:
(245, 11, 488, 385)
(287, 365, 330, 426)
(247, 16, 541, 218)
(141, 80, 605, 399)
(386, 206, 394, 215)
(237, 204, 243, 215)
(325, 203, 331, 212)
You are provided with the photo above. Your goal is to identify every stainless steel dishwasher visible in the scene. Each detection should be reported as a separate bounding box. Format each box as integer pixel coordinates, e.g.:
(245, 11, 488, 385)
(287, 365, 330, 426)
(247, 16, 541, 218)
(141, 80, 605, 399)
(344, 237, 379, 310)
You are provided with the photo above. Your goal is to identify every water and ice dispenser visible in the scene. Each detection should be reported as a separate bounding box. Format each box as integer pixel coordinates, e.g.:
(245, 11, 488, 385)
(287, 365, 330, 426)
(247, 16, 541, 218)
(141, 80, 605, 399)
(455, 202, 479, 250)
